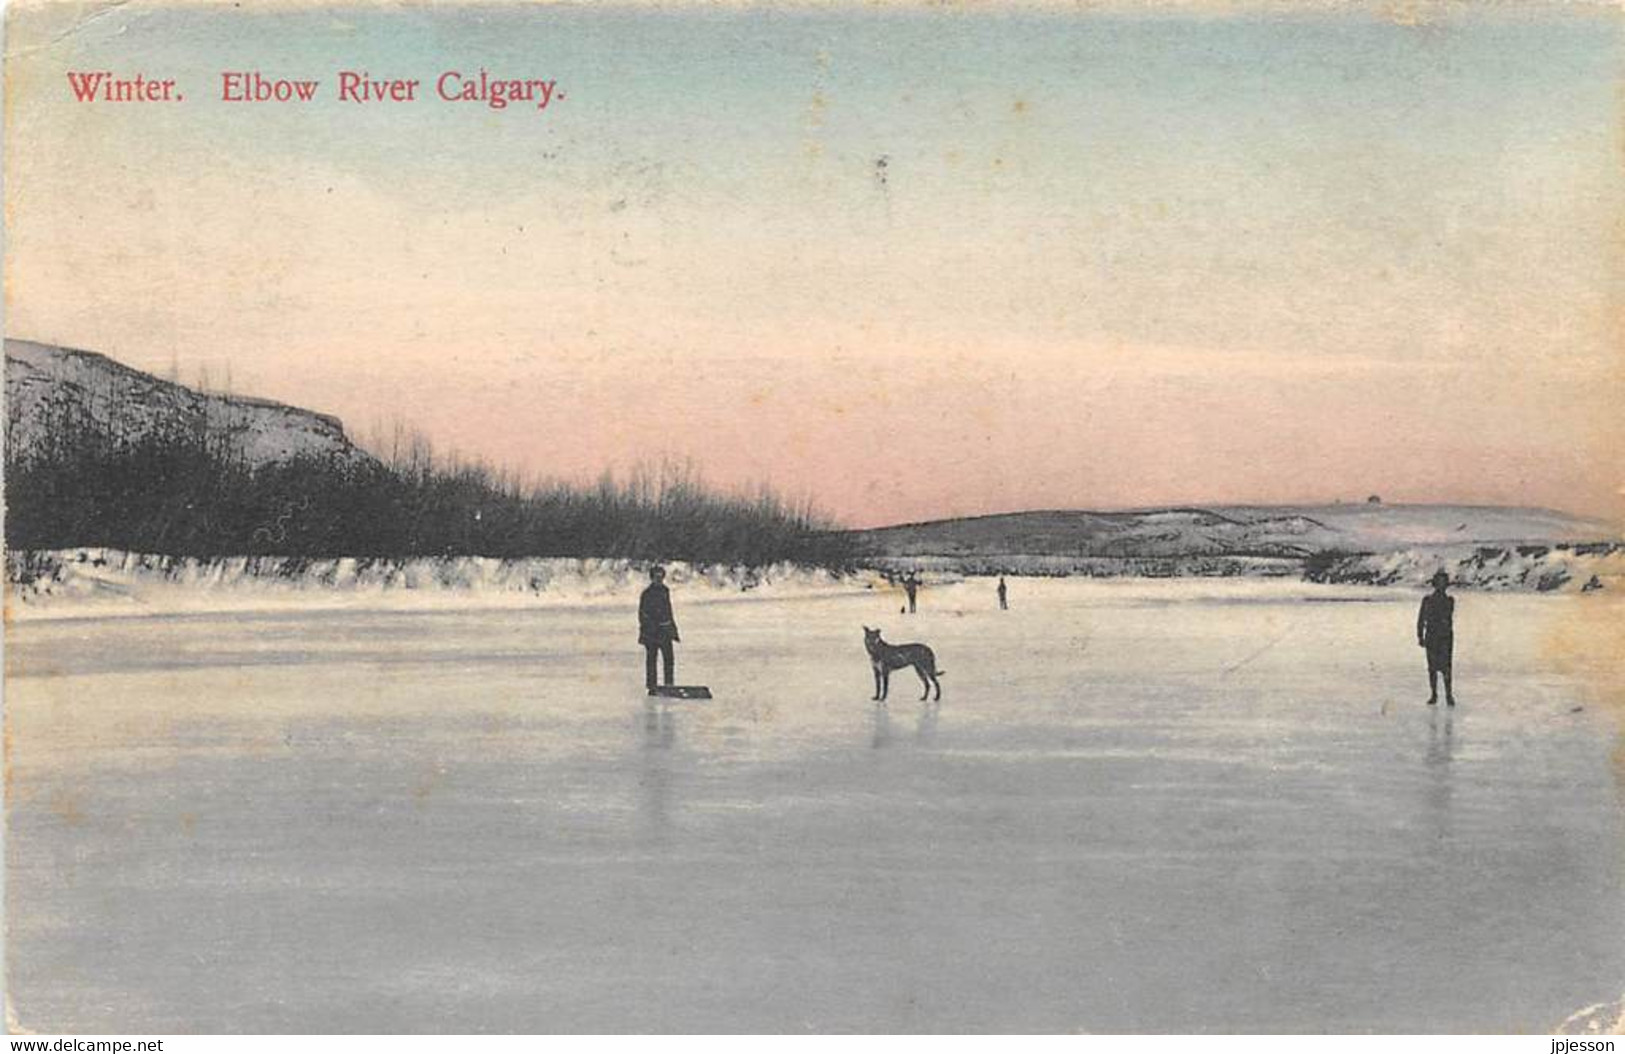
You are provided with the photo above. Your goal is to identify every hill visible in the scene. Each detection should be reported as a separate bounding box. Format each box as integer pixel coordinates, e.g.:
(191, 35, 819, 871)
(846, 504, 1623, 590)
(5, 338, 374, 468)
(851, 504, 1619, 562)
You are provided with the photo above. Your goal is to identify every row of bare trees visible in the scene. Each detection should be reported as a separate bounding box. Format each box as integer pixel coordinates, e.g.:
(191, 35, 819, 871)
(6, 392, 854, 566)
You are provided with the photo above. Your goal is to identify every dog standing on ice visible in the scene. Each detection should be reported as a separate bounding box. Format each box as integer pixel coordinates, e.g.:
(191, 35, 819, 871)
(863, 626, 943, 702)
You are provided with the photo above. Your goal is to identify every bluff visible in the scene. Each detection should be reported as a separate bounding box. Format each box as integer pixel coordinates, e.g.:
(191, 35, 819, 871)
(4, 338, 374, 469)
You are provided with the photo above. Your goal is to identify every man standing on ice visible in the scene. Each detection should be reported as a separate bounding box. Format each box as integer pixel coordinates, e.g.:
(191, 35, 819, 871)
(1417, 569, 1456, 707)
(639, 565, 680, 693)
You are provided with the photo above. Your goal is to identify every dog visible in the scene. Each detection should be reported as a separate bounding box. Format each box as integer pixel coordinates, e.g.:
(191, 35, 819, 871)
(863, 626, 943, 702)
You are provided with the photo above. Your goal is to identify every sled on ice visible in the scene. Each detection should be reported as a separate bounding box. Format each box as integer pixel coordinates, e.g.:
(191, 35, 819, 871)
(648, 685, 713, 700)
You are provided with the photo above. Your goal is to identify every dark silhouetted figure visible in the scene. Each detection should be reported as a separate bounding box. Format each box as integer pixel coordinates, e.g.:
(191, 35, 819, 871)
(1417, 569, 1455, 707)
(997, 576, 1008, 610)
(904, 572, 919, 614)
(639, 566, 679, 692)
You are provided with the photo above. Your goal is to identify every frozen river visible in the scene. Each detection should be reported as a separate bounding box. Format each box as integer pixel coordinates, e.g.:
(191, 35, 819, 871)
(5, 579, 1622, 1032)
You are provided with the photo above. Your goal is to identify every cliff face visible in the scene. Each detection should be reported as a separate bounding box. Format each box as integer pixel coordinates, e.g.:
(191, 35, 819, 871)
(4, 338, 375, 468)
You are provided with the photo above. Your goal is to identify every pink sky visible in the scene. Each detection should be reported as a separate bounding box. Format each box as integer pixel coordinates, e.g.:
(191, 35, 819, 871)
(5, 2, 1620, 527)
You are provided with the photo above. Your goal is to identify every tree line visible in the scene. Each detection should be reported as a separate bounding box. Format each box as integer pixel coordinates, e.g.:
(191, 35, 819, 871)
(4, 391, 854, 567)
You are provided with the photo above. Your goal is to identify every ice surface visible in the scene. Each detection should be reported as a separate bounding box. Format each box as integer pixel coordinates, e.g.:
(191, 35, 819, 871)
(5, 579, 1622, 1032)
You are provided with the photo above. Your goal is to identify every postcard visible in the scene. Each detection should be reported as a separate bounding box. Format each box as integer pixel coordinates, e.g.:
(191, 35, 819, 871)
(4, 0, 1622, 1034)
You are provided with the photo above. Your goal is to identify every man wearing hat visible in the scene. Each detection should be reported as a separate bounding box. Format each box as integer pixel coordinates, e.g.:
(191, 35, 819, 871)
(1417, 570, 1456, 706)
(639, 565, 680, 692)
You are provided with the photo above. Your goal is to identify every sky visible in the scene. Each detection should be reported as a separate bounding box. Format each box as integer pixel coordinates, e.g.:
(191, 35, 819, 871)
(5, 0, 1621, 527)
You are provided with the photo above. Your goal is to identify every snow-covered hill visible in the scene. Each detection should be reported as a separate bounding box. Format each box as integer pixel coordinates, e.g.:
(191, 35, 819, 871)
(852, 503, 1620, 562)
(4, 338, 374, 468)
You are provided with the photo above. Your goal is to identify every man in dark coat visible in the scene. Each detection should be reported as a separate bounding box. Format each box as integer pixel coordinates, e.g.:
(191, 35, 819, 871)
(639, 565, 679, 692)
(1417, 569, 1456, 706)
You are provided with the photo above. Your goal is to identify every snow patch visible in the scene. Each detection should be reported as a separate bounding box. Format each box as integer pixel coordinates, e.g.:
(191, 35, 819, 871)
(5, 549, 870, 621)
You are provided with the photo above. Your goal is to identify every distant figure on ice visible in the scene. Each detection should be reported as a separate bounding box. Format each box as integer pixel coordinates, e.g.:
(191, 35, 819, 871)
(904, 572, 919, 614)
(639, 566, 680, 693)
(1417, 570, 1456, 707)
(997, 576, 1008, 610)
